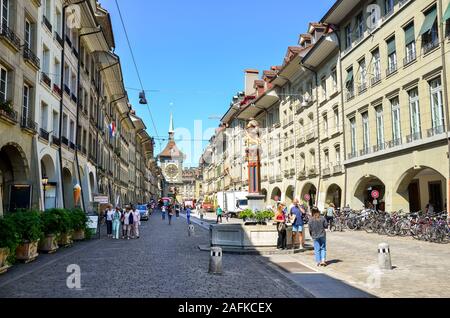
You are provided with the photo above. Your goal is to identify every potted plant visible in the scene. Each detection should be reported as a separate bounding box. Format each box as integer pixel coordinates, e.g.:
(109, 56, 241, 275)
(69, 209, 89, 241)
(38, 210, 60, 253)
(9, 210, 43, 263)
(239, 209, 255, 223)
(255, 210, 275, 225)
(52, 209, 73, 247)
(0, 216, 19, 273)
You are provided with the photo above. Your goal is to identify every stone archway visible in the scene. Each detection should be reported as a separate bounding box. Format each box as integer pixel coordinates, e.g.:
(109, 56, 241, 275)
(326, 184, 342, 208)
(285, 185, 295, 205)
(0, 143, 30, 213)
(395, 166, 446, 212)
(63, 168, 74, 208)
(41, 154, 57, 210)
(271, 187, 281, 202)
(301, 183, 317, 208)
(353, 175, 385, 210)
(261, 188, 268, 204)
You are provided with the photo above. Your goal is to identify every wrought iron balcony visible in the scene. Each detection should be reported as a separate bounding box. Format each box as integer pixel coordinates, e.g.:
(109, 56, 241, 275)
(53, 84, 62, 96)
(423, 39, 439, 55)
(55, 32, 63, 46)
(0, 23, 21, 50)
(284, 170, 290, 177)
(51, 135, 60, 146)
(43, 15, 52, 32)
(427, 125, 445, 137)
(308, 166, 317, 176)
(23, 46, 40, 70)
(21, 116, 37, 133)
(41, 72, 51, 88)
(39, 128, 50, 141)
(333, 165, 343, 174)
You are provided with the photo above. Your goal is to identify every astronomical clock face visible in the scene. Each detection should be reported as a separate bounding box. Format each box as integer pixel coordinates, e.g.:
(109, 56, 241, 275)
(165, 163, 179, 179)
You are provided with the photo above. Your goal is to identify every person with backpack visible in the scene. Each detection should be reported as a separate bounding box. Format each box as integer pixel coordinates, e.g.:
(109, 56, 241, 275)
(309, 207, 328, 267)
(326, 203, 335, 230)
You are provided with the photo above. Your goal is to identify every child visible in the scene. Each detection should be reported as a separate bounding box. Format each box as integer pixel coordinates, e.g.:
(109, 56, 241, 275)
(308, 207, 328, 267)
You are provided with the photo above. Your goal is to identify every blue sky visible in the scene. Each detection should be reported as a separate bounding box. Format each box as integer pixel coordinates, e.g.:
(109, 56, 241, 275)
(101, 0, 336, 166)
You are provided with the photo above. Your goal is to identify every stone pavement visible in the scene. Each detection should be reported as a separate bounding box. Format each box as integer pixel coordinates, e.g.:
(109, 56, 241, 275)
(0, 210, 311, 298)
(276, 230, 450, 298)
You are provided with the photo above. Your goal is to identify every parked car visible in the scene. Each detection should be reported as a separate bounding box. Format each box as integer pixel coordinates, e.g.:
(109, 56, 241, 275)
(136, 205, 149, 221)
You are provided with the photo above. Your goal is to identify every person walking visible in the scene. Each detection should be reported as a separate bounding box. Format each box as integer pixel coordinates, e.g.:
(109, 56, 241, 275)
(105, 204, 114, 238)
(132, 205, 141, 239)
(309, 207, 328, 267)
(326, 203, 335, 230)
(162, 205, 166, 220)
(112, 207, 121, 240)
(168, 205, 174, 225)
(186, 206, 191, 225)
(290, 199, 304, 249)
(216, 205, 223, 224)
(274, 204, 287, 250)
(123, 207, 133, 239)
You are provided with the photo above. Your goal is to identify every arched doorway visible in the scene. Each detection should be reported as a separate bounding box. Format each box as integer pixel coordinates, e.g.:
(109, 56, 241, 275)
(41, 155, 57, 210)
(353, 175, 385, 210)
(271, 187, 281, 202)
(285, 185, 295, 205)
(0, 144, 30, 213)
(63, 168, 74, 208)
(326, 184, 342, 208)
(395, 166, 446, 212)
(301, 183, 317, 208)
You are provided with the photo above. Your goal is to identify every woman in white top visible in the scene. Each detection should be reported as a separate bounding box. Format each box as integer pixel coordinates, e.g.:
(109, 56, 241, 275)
(105, 204, 114, 238)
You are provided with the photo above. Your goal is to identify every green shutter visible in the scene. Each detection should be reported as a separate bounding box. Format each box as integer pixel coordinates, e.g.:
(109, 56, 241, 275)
(419, 7, 437, 36)
(444, 3, 450, 21)
(387, 38, 396, 55)
(404, 24, 415, 45)
(345, 70, 353, 85)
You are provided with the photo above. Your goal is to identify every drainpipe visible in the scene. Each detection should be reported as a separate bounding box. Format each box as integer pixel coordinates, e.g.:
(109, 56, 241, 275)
(438, 0, 450, 217)
(302, 64, 321, 208)
(75, 29, 102, 213)
(58, 0, 86, 209)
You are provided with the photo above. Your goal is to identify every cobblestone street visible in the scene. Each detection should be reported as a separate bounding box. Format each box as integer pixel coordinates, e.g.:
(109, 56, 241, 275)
(0, 211, 310, 298)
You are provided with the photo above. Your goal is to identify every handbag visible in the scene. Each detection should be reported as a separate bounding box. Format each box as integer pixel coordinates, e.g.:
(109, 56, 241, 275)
(277, 222, 287, 232)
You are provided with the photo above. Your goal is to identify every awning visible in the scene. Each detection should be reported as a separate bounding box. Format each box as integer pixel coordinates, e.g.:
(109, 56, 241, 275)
(419, 7, 437, 36)
(404, 23, 415, 45)
(387, 37, 396, 55)
(444, 3, 450, 21)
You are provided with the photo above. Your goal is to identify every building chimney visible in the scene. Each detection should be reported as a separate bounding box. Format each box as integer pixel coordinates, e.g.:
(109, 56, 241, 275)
(244, 69, 259, 96)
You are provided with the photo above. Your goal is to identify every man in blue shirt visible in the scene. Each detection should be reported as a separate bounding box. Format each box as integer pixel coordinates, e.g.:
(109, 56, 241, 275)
(186, 207, 191, 225)
(290, 198, 304, 249)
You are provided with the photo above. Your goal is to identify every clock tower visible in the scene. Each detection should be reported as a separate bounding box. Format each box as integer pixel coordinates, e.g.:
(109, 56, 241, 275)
(158, 114, 184, 200)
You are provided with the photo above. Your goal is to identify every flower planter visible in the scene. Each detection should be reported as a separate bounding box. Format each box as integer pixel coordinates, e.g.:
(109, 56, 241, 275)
(72, 229, 85, 241)
(58, 233, 73, 247)
(0, 247, 12, 275)
(38, 234, 59, 254)
(16, 241, 39, 263)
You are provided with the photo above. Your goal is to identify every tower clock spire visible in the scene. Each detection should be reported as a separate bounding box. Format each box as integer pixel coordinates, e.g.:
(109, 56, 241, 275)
(169, 113, 174, 141)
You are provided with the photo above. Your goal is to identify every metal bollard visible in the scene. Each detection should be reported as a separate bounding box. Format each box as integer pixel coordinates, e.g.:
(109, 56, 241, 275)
(378, 243, 392, 270)
(209, 247, 222, 274)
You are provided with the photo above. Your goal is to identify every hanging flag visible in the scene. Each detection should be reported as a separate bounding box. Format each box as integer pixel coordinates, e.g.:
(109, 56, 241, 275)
(109, 122, 116, 138)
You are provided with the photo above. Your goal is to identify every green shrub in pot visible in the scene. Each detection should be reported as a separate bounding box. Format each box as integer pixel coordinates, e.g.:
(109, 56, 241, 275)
(8, 210, 43, 243)
(0, 216, 19, 265)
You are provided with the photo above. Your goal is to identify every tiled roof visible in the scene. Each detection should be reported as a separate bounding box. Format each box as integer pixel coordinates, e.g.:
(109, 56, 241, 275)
(158, 140, 184, 159)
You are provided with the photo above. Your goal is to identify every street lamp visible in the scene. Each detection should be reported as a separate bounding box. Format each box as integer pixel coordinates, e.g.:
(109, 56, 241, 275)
(42, 176, 48, 210)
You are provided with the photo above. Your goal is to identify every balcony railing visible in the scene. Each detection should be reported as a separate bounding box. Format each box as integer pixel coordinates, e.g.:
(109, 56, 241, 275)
(372, 143, 385, 153)
(39, 128, 50, 141)
(21, 116, 37, 133)
(404, 51, 417, 66)
(406, 131, 422, 143)
(360, 147, 371, 156)
(23, 46, 40, 69)
(333, 165, 342, 174)
(386, 138, 402, 148)
(0, 106, 18, 124)
(427, 125, 445, 137)
(55, 32, 63, 46)
(43, 15, 52, 32)
(53, 84, 62, 97)
(41, 72, 51, 88)
(347, 151, 357, 160)
(284, 169, 290, 177)
(423, 39, 439, 55)
(386, 63, 398, 77)
(61, 136, 69, 146)
(322, 167, 331, 176)
(371, 74, 381, 86)
(0, 23, 21, 50)
(51, 135, 60, 146)
(276, 174, 282, 182)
